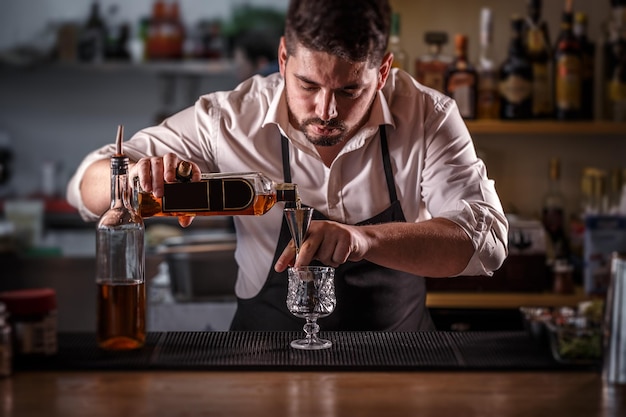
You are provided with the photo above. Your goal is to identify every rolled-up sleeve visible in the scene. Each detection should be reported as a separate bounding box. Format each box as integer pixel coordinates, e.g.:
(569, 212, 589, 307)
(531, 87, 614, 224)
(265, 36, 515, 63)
(420, 99, 509, 276)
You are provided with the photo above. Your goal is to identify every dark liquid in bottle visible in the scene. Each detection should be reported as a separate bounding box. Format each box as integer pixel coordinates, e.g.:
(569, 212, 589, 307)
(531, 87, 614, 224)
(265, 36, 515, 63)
(96, 280, 146, 350)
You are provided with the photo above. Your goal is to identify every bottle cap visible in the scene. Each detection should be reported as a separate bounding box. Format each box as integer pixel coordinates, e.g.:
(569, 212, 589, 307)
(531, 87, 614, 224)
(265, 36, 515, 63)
(0, 288, 57, 316)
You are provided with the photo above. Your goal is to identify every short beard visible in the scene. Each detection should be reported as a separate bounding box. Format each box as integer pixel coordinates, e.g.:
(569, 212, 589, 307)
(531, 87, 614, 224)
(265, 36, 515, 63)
(300, 117, 346, 147)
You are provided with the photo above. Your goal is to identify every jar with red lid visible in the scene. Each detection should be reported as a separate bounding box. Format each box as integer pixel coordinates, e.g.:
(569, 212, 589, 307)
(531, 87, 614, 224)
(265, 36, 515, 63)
(0, 288, 57, 357)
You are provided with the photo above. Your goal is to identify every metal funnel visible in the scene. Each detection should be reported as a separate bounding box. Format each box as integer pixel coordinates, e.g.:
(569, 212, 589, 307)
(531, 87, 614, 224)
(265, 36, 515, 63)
(284, 207, 314, 257)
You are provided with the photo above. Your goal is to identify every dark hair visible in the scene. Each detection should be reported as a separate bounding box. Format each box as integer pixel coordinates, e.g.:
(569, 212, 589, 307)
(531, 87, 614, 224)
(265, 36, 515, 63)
(284, 0, 391, 67)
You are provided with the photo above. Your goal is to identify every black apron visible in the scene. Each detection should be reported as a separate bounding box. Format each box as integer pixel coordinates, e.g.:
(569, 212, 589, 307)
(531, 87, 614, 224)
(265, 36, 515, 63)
(230, 126, 434, 331)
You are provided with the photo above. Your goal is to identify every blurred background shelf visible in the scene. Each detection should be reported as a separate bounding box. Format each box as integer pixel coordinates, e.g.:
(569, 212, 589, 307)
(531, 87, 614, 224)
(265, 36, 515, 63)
(466, 120, 626, 136)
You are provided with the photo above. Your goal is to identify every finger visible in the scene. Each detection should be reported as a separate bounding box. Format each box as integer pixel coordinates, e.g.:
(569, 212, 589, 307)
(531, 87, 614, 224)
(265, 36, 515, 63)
(189, 161, 202, 181)
(163, 153, 180, 183)
(150, 157, 165, 197)
(132, 159, 153, 193)
(177, 215, 195, 228)
(274, 240, 296, 272)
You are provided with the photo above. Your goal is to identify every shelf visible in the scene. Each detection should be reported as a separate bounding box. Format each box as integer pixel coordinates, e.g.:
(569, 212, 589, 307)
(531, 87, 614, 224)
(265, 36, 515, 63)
(465, 120, 626, 136)
(426, 287, 591, 309)
(53, 59, 235, 76)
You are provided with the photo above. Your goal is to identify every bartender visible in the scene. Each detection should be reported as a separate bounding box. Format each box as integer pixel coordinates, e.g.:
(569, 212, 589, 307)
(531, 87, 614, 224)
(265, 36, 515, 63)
(67, 0, 508, 331)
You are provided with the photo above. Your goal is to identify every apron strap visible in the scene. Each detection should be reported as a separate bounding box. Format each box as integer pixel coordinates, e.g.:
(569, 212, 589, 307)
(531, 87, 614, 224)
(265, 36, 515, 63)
(281, 135, 292, 184)
(379, 125, 398, 203)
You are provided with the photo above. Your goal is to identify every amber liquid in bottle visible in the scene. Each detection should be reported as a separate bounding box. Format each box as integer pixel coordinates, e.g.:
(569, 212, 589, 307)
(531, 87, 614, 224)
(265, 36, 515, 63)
(96, 126, 145, 351)
(135, 172, 297, 218)
(139, 191, 278, 217)
(96, 280, 146, 350)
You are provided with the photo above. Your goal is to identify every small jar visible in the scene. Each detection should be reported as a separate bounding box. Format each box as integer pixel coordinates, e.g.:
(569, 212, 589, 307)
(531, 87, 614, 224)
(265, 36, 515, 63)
(0, 288, 57, 357)
(0, 302, 11, 377)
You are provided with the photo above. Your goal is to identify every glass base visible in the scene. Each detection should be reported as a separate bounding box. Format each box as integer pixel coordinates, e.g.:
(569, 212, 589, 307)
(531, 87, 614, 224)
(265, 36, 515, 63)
(290, 337, 332, 350)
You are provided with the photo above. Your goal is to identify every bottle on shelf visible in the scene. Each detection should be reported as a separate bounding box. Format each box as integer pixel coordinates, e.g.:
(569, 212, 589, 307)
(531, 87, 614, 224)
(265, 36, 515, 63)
(499, 15, 533, 120)
(574, 12, 596, 119)
(477, 7, 500, 119)
(388, 12, 408, 71)
(146, 0, 184, 60)
(444, 34, 478, 119)
(554, 0, 583, 120)
(96, 125, 145, 351)
(136, 168, 299, 218)
(415, 32, 452, 94)
(77, 1, 108, 63)
(542, 157, 570, 265)
(524, 0, 554, 118)
(601, 0, 626, 120)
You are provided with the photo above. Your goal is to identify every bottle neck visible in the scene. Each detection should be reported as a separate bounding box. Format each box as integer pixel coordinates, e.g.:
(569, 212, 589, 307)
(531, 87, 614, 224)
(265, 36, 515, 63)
(276, 183, 298, 202)
(110, 156, 130, 209)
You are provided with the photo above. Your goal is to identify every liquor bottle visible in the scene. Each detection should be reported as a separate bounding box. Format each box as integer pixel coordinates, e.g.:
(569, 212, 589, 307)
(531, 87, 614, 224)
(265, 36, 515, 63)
(444, 34, 478, 119)
(77, 1, 108, 63)
(388, 12, 408, 71)
(601, 0, 626, 120)
(542, 157, 569, 264)
(477, 8, 500, 119)
(607, 38, 626, 121)
(524, 0, 554, 118)
(499, 16, 533, 120)
(96, 126, 145, 351)
(574, 12, 596, 119)
(415, 32, 452, 94)
(136, 169, 299, 218)
(554, 0, 583, 120)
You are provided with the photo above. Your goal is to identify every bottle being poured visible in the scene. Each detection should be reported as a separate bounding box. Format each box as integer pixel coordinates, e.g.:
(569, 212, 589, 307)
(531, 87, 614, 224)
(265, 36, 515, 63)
(135, 161, 298, 218)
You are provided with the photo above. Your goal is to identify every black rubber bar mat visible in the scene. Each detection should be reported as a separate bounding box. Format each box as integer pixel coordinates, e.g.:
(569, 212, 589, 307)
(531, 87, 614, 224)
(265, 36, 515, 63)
(16, 331, 597, 371)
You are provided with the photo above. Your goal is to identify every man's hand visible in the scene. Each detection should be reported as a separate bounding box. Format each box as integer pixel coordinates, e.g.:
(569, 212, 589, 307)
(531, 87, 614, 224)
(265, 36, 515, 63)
(129, 153, 202, 228)
(274, 220, 369, 272)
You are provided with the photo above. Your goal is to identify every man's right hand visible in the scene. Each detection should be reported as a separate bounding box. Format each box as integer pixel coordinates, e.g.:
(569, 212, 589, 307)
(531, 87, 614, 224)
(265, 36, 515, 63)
(129, 153, 202, 228)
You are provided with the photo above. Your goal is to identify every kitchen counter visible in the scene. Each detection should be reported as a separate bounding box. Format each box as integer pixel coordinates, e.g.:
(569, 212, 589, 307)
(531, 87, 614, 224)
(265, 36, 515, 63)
(3, 370, 623, 417)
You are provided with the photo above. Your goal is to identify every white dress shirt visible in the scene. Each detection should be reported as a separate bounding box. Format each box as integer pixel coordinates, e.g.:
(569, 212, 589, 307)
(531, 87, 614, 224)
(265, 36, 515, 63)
(67, 69, 509, 299)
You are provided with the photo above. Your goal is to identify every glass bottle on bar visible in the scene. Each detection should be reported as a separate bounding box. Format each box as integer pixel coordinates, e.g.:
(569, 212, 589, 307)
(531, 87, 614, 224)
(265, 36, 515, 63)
(444, 34, 478, 119)
(524, 0, 554, 118)
(388, 12, 408, 71)
(415, 31, 452, 94)
(499, 15, 533, 119)
(136, 164, 298, 218)
(96, 125, 145, 351)
(554, 0, 583, 120)
(477, 7, 500, 119)
(574, 12, 596, 119)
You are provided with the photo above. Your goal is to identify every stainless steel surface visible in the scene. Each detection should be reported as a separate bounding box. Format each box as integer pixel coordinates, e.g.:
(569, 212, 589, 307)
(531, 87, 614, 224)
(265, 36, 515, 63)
(605, 252, 626, 384)
(158, 231, 238, 301)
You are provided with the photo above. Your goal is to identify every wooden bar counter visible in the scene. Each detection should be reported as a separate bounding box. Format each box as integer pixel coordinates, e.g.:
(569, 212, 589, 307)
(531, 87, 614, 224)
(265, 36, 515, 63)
(2, 370, 625, 416)
(2, 330, 626, 417)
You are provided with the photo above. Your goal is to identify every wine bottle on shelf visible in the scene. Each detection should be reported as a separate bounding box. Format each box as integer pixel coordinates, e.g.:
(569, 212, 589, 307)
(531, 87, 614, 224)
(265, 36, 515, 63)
(477, 7, 500, 119)
(444, 34, 478, 120)
(388, 12, 408, 71)
(136, 169, 299, 218)
(415, 32, 452, 94)
(574, 12, 596, 119)
(554, 0, 583, 120)
(524, 0, 554, 118)
(96, 126, 145, 351)
(499, 15, 533, 120)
